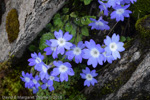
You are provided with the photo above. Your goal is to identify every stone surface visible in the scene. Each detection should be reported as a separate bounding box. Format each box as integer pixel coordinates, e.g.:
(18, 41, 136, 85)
(84, 39, 150, 100)
(0, 0, 66, 62)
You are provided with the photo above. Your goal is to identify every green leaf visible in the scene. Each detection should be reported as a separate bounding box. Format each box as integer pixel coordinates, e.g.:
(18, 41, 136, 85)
(71, 27, 76, 36)
(62, 15, 69, 23)
(28, 45, 37, 52)
(81, 27, 89, 36)
(39, 33, 54, 50)
(126, 37, 131, 41)
(65, 23, 73, 32)
(70, 12, 77, 18)
(81, 16, 96, 25)
(62, 8, 69, 14)
(53, 18, 63, 27)
(120, 36, 126, 42)
(84, 0, 92, 5)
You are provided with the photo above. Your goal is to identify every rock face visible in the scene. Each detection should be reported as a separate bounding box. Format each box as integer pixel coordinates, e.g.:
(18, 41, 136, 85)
(84, 15, 150, 100)
(0, 0, 66, 62)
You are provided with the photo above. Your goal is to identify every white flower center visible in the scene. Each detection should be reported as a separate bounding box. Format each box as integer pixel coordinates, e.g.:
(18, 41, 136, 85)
(51, 47, 56, 51)
(57, 38, 66, 46)
(116, 9, 124, 15)
(33, 79, 37, 84)
(59, 65, 68, 73)
(86, 74, 93, 81)
(35, 57, 42, 63)
(95, 21, 104, 26)
(46, 83, 50, 87)
(109, 42, 117, 51)
(50, 76, 55, 80)
(25, 77, 30, 82)
(42, 65, 47, 73)
(73, 47, 81, 55)
(90, 48, 100, 58)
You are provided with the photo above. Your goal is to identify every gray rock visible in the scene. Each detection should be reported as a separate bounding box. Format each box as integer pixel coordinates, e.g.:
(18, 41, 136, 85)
(0, 0, 66, 62)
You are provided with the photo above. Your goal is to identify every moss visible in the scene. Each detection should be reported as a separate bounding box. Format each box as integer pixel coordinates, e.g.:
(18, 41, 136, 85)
(135, 14, 150, 46)
(130, 0, 150, 20)
(6, 8, 19, 43)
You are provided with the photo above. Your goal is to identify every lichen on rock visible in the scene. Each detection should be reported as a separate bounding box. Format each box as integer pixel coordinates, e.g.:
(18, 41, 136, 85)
(6, 8, 19, 43)
(135, 14, 150, 46)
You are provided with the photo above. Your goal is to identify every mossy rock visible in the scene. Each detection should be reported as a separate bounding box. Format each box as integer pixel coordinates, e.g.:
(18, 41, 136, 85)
(135, 14, 150, 45)
(130, 0, 150, 20)
(6, 8, 19, 43)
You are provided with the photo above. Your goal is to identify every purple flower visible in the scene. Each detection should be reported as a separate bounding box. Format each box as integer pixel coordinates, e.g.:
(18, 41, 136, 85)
(41, 79, 54, 92)
(103, 51, 115, 63)
(98, 0, 109, 16)
(111, 4, 132, 22)
(32, 75, 40, 88)
(121, 0, 130, 5)
(130, 0, 137, 4)
(36, 63, 49, 80)
(50, 30, 73, 55)
(107, 0, 123, 7)
(104, 33, 125, 59)
(32, 87, 39, 94)
(89, 17, 110, 30)
(80, 67, 98, 87)
(65, 41, 85, 63)
(28, 52, 44, 70)
(44, 40, 58, 59)
(20, 71, 33, 88)
(45, 74, 59, 86)
(82, 39, 104, 68)
(51, 61, 74, 82)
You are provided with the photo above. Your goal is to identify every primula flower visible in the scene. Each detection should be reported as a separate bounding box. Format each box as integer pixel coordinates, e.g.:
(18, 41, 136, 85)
(51, 61, 74, 82)
(82, 39, 104, 68)
(103, 51, 115, 63)
(41, 79, 54, 92)
(130, 0, 137, 4)
(80, 67, 98, 87)
(107, 0, 123, 7)
(32, 87, 39, 94)
(65, 41, 85, 63)
(32, 75, 40, 88)
(104, 33, 125, 59)
(28, 52, 44, 70)
(44, 40, 58, 59)
(110, 4, 132, 22)
(121, 0, 130, 4)
(36, 63, 49, 80)
(45, 74, 59, 86)
(20, 71, 33, 88)
(50, 30, 73, 55)
(98, 0, 109, 16)
(89, 17, 110, 30)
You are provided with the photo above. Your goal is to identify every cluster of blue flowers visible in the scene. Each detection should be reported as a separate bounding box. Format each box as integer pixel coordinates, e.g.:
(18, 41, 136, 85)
(89, 0, 136, 30)
(21, 0, 137, 94)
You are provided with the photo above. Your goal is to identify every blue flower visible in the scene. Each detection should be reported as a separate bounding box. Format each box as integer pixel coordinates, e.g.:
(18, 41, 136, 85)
(130, 0, 137, 4)
(104, 33, 125, 59)
(50, 30, 73, 55)
(82, 39, 104, 68)
(80, 67, 98, 87)
(65, 41, 85, 63)
(32, 87, 39, 94)
(41, 79, 54, 92)
(28, 52, 44, 70)
(36, 63, 49, 80)
(121, 0, 130, 5)
(51, 61, 74, 82)
(44, 40, 58, 59)
(110, 4, 132, 22)
(98, 0, 109, 16)
(32, 75, 40, 88)
(103, 51, 115, 63)
(107, 0, 123, 7)
(45, 74, 59, 86)
(20, 71, 33, 88)
(89, 17, 110, 30)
